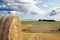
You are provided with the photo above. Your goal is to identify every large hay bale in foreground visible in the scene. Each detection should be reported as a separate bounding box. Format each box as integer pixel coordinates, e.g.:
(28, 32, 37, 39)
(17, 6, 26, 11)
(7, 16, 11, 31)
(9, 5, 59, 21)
(0, 14, 22, 40)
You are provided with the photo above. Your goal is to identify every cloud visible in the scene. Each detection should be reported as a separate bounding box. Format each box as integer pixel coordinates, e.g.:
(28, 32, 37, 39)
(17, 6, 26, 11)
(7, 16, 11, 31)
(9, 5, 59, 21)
(18, 0, 36, 4)
(0, 5, 1, 8)
(49, 7, 60, 12)
(39, 1, 43, 3)
(50, 2, 54, 5)
(43, 3, 48, 7)
(3, 4, 7, 8)
(3, 0, 45, 15)
(3, 0, 36, 4)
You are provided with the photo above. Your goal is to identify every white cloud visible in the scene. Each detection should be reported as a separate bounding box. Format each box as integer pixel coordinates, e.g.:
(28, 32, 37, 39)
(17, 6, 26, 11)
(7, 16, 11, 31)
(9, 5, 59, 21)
(35, 0, 43, 2)
(3, 4, 7, 8)
(3, 0, 36, 4)
(43, 4, 48, 7)
(39, 1, 43, 3)
(7, 3, 11, 5)
(3, 0, 45, 15)
(18, 0, 36, 4)
(49, 7, 60, 11)
(0, 5, 1, 8)
(50, 2, 54, 5)
(25, 4, 46, 14)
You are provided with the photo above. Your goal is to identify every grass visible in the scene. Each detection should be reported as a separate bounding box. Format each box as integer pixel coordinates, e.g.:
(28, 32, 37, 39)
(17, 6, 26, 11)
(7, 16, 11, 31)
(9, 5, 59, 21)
(21, 21, 60, 24)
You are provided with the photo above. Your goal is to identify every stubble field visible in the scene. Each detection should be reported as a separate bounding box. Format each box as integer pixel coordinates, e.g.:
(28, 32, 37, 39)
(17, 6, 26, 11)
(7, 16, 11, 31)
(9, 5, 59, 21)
(21, 21, 60, 40)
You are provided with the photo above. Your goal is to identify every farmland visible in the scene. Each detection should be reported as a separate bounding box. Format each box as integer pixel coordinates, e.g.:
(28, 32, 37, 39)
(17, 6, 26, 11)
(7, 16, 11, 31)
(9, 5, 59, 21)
(21, 21, 60, 40)
(21, 21, 60, 31)
(21, 21, 60, 24)
(22, 33, 60, 40)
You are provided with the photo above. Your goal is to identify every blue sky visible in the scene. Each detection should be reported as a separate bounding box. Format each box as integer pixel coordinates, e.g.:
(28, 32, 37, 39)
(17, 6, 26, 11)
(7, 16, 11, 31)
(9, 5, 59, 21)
(36, 0, 60, 11)
(0, 0, 60, 21)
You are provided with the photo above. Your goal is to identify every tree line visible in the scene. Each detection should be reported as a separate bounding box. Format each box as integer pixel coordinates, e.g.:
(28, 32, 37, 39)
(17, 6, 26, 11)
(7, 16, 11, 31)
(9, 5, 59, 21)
(38, 19, 56, 22)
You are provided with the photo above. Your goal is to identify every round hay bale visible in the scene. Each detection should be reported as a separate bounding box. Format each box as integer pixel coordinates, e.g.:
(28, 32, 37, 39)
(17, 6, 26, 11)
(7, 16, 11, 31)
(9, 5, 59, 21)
(0, 14, 22, 40)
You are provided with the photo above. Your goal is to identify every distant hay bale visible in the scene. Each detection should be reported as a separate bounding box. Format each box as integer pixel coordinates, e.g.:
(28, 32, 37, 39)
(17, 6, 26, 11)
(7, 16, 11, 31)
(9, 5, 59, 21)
(0, 14, 22, 40)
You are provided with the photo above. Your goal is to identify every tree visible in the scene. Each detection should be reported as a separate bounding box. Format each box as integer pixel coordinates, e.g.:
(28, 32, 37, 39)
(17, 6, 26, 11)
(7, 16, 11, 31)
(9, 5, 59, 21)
(38, 19, 41, 21)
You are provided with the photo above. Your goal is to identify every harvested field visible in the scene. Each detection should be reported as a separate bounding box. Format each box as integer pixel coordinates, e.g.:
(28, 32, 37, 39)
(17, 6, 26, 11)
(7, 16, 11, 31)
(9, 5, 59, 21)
(22, 21, 60, 33)
(22, 33, 60, 40)
(22, 21, 60, 40)
(29, 24, 60, 31)
(21, 23, 32, 29)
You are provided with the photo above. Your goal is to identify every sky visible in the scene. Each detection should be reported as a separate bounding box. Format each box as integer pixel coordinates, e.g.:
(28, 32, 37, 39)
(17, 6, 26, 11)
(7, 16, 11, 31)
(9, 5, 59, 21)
(0, 0, 60, 21)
